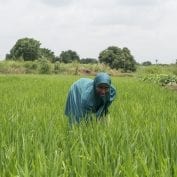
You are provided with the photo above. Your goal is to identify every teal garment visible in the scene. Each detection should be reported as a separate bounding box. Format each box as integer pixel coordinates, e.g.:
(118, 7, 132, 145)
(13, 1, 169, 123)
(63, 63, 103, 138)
(65, 72, 116, 124)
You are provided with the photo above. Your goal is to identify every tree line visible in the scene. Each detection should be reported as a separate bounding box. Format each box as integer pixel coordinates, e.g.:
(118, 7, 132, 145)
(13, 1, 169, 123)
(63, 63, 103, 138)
(5, 37, 137, 72)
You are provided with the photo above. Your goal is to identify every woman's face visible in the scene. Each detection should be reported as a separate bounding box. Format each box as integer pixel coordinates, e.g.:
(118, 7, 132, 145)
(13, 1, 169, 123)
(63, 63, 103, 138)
(96, 84, 109, 97)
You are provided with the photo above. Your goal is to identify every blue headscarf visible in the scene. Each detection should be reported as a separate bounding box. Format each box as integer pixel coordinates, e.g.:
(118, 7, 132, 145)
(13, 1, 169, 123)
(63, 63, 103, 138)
(65, 72, 116, 124)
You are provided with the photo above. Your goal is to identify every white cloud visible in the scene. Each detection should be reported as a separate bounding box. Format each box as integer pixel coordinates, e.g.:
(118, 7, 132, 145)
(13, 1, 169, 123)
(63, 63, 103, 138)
(0, 0, 177, 63)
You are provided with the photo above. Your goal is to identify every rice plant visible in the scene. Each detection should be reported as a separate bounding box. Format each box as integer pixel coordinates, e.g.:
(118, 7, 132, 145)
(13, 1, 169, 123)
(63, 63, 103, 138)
(0, 75, 177, 177)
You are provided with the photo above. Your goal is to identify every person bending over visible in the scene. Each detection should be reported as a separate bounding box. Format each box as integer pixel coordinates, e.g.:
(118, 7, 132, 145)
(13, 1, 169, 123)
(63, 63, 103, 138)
(65, 72, 116, 124)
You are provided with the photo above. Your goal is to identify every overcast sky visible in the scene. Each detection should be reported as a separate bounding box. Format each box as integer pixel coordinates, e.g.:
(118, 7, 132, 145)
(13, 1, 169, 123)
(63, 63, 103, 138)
(0, 0, 177, 63)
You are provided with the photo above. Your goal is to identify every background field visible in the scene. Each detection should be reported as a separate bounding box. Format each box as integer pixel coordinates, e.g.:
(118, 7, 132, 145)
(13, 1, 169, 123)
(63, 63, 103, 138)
(1, 75, 177, 177)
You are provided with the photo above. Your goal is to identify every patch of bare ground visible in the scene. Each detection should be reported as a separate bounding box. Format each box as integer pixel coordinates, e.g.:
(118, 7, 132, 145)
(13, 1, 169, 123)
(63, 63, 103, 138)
(165, 83, 177, 92)
(79, 68, 134, 77)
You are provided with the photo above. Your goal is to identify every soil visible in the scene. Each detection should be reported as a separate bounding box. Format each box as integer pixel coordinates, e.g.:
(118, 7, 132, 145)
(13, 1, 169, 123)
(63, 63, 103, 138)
(165, 83, 177, 92)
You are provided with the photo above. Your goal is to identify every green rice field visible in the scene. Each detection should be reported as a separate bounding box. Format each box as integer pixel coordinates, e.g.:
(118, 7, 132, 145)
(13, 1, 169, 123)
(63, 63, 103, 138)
(1, 75, 177, 177)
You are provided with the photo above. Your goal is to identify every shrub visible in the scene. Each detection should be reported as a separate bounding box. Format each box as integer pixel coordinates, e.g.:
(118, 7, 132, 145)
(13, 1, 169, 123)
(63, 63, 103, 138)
(38, 59, 52, 74)
(140, 74, 177, 85)
(54, 61, 61, 74)
(172, 67, 177, 76)
(24, 61, 38, 70)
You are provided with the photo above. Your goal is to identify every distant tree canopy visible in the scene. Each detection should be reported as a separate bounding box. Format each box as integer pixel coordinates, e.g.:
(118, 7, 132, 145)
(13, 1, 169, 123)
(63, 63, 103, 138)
(6, 38, 41, 61)
(98, 46, 136, 72)
(5, 38, 137, 72)
(6, 38, 57, 62)
(40, 48, 55, 62)
(80, 58, 98, 64)
(142, 61, 152, 66)
(59, 50, 80, 63)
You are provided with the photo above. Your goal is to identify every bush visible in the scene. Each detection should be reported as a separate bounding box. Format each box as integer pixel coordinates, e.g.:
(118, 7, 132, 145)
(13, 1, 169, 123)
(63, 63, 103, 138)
(38, 59, 52, 74)
(159, 75, 177, 85)
(54, 61, 61, 74)
(24, 61, 38, 70)
(140, 74, 177, 86)
(143, 66, 162, 74)
(172, 67, 177, 76)
(0, 62, 8, 73)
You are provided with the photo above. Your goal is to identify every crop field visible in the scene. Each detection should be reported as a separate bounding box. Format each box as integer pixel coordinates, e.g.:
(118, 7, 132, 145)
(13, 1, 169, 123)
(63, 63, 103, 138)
(1, 75, 177, 177)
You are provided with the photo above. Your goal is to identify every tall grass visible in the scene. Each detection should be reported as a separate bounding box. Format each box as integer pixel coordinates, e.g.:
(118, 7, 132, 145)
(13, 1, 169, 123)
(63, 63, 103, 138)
(0, 75, 177, 176)
(136, 64, 177, 76)
(0, 61, 121, 75)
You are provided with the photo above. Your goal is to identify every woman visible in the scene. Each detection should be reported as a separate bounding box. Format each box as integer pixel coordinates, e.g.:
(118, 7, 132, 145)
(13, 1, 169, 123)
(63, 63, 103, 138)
(65, 72, 116, 124)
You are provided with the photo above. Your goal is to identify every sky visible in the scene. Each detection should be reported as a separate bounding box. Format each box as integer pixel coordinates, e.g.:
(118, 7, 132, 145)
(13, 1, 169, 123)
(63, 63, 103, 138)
(0, 0, 177, 64)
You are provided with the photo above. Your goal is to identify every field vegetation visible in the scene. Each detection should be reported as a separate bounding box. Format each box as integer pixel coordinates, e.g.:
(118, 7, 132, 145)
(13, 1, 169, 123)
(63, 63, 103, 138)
(0, 60, 121, 76)
(0, 60, 177, 76)
(1, 74, 177, 176)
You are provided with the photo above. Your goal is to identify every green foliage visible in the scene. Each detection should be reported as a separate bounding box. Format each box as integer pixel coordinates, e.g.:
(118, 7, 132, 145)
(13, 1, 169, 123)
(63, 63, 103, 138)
(80, 58, 98, 64)
(39, 48, 55, 62)
(5, 53, 12, 60)
(0, 61, 26, 74)
(122, 47, 136, 72)
(99, 46, 121, 68)
(60, 50, 80, 63)
(141, 66, 162, 74)
(0, 60, 176, 78)
(53, 61, 61, 73)
(23, 61, 38, 73)
(142, 61, 152, 66)
(38, 59, 52, 74)
(1, 75, 177, 176)
(53, 56, 60, 63)
(99, 46, 136, 72)
(140, 74, 177, 85)
(98, 47, 124, 71)
(137, 65, 177, 76)
(7, 37, 41, 61)
(0, 61, 11, 73)
(0, 61, 116, 75)
(172, 66, 177, 76)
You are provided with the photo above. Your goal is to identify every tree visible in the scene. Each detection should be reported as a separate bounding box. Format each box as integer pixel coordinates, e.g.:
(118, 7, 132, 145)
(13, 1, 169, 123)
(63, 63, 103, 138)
(7, 38, 41, 61)
(142, 61, 152, 66)
(53, 56, 60, 63)
(99, 46, 122, 69)
(80, 58, 98, 64)
(5, 53, 13, 60)
(40, 48, 55, 62)
(59, 50, 80, 63)
(122, 47, 136, 72)
(99, 46, 136, 72)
